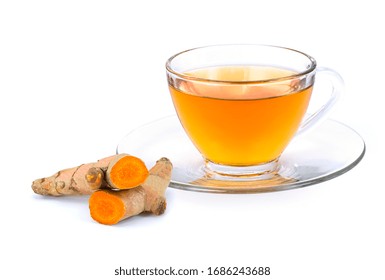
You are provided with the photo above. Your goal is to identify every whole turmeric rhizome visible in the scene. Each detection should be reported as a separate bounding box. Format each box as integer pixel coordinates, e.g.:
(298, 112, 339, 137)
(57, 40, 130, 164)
(32, 154, 173, 225)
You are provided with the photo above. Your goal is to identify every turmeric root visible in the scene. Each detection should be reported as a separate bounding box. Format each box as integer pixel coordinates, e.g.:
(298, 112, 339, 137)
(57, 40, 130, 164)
(32, 154, 149, 196)
(89, 157, 172, 225)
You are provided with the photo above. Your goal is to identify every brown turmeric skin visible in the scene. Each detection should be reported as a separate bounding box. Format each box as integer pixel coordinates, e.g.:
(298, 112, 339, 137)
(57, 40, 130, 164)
(32, 155, 115, 196)
(89, 157, 172, 225)
(31, 154, 149, 196)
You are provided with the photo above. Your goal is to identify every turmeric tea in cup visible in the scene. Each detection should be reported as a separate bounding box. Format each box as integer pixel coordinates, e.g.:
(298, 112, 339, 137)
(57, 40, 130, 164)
(166, 45, 343, 177)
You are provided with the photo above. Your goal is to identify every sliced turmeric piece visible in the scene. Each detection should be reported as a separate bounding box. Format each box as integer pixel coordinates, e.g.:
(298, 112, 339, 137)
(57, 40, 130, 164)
(31, 154, 149, 196)
(89, 157, 172, 225)
(106, 154, 149, 190)
(89, 189, 145, 225)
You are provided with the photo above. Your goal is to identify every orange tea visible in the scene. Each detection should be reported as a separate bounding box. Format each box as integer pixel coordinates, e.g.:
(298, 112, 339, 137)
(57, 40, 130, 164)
(169, 65, 313, 166)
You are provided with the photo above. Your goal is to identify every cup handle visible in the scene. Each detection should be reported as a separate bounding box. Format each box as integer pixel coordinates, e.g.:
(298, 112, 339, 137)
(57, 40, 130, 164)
(297, 67, 344, 136)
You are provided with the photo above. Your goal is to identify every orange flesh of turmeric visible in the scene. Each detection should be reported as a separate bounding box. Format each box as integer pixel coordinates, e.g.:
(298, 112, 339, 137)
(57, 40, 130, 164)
(108, 156, 149, 189)
(89, 191, 125, 225)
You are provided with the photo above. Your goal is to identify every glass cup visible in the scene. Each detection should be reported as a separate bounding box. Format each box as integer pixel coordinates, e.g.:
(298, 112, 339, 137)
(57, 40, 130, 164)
(166, 44, 343, 180)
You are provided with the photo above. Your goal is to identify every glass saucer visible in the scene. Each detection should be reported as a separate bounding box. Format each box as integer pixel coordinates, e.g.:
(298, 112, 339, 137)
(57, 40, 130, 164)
(117, 115, 365, 193)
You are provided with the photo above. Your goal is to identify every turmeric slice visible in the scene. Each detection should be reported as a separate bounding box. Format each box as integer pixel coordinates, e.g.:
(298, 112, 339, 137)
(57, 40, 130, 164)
(89, 189, 145, 225)
(89, 157, 172, 225)
(31, 154, 149, 196)
(106, 154, 149, 190)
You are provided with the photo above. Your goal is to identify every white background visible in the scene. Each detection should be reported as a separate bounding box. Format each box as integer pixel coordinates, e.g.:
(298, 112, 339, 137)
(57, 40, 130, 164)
(1, 1, 383, 279)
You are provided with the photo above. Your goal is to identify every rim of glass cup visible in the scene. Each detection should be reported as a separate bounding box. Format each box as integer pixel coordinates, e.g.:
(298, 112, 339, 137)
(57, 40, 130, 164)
(165, 44, 317, 84)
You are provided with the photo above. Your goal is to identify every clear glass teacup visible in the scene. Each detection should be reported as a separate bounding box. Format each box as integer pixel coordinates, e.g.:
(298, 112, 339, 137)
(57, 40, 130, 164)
(166, 44, 343, 179)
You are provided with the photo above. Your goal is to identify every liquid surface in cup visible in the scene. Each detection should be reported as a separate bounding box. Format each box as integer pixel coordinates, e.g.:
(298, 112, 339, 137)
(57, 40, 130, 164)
(169, 65, 313, 166)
